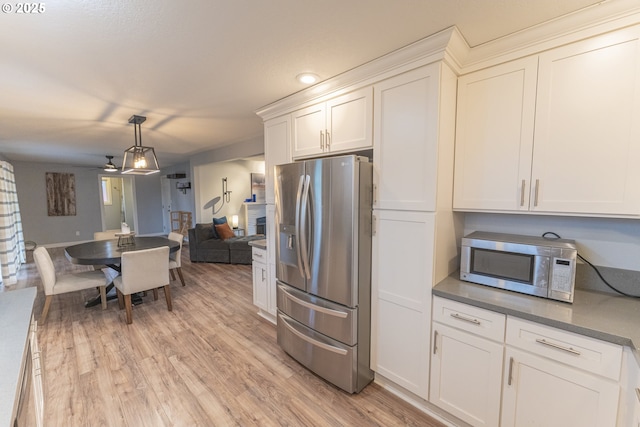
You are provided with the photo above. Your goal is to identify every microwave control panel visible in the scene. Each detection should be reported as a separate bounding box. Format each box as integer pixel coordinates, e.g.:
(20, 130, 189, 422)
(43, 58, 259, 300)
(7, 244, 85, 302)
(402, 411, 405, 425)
(550, 258, 574, 294)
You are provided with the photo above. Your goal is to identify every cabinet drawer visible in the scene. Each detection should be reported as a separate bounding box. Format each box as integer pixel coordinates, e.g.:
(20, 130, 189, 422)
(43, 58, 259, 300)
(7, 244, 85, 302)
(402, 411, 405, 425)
(252, 247, 266, 262)
(506, 317, 622, 380)
(432, 296, 506, 342)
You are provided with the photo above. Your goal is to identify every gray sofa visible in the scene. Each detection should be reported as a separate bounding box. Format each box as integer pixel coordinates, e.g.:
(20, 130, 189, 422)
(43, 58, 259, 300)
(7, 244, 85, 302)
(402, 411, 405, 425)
(188, 223, 263, 264)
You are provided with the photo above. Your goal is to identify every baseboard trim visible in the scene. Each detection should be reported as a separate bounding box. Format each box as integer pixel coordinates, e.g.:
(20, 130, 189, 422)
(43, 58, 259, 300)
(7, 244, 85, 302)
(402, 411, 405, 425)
(373, 374, 469, 427)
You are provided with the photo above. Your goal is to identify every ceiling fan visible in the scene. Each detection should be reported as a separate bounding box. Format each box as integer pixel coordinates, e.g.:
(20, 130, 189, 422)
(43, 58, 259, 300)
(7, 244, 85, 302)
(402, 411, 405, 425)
(103, 155, 118, 173)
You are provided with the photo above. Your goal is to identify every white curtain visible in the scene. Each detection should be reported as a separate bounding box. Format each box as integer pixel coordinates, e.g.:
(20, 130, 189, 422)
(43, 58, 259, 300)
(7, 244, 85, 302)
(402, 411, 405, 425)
(0, 161, 25, 286)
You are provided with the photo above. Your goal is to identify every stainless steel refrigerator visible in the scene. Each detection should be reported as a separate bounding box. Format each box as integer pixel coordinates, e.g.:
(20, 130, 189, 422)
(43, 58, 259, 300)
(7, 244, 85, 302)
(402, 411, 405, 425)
(275, 155, 374, 394)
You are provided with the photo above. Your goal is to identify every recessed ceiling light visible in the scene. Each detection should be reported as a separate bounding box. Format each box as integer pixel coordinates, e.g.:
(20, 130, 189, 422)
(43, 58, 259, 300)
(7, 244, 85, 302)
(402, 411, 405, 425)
(297, 73, 319, 85)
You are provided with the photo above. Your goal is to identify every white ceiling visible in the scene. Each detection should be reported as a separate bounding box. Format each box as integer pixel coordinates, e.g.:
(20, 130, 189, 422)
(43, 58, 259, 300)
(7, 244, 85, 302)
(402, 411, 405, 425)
(0, 0, 605, 169)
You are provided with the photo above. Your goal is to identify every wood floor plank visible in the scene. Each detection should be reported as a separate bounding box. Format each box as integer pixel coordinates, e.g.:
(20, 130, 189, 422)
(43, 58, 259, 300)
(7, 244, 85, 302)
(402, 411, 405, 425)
(5, 245, 446, 427)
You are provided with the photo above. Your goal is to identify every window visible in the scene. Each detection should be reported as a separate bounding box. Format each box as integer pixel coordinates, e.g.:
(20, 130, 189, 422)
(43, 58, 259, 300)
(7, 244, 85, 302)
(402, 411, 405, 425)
(101, 177, 112, 205)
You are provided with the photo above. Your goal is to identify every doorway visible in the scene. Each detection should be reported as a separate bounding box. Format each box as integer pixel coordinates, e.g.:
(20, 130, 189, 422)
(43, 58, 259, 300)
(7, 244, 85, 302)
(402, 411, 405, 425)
(99, 175, 137, 232)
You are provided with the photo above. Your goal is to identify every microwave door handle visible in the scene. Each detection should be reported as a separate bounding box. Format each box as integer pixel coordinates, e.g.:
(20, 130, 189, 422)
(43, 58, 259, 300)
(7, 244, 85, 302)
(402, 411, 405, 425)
(299, 174, 311, 279)
(294, 175, 305, 277)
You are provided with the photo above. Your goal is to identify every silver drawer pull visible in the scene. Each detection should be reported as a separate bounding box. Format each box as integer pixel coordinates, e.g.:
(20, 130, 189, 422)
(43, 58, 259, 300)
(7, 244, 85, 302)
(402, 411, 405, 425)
(281, 315, 348, 356)
(283, 287, 348, 318)
(636, 388, 640, 403)
(535, 338, 581, 355)
(450, 312, 481, 325)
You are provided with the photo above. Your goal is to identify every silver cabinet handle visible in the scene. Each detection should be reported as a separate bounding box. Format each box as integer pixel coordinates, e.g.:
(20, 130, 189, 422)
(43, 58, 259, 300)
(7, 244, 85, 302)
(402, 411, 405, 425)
(508, 357, 514, 385)
(636, 388, 640, 403)
(534, 179, 540, 207)
(450, 312, 481, 325)
(520, 179, 526, 207)
(535, 338, 581, 355)
(372, 215, 377, 237)
(320, 130, 324, 149)
(433, 330, 438, 355)
(373, 184, 378, 204)
(325, 130, 330, 149)
(261, 268, 265, 281)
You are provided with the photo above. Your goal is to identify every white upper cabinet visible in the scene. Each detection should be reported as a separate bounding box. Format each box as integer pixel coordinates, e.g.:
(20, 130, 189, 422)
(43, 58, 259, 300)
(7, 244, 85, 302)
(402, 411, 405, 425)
(453, 57, 538, 211)
(454, 25, 640, 217)
(291, 87, 372, 159)
(531, 26, 640, 216)
(264, 115, 291, 205)
(373, 64, 441, 211)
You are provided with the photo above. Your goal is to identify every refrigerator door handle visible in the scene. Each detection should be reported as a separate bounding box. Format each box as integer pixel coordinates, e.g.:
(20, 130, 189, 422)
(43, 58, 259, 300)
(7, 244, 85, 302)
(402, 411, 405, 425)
(294, 175, 305, 276)
(280, 314, 348, 356)
(299, 174, 311, 279)
(281, 286, 349, 318)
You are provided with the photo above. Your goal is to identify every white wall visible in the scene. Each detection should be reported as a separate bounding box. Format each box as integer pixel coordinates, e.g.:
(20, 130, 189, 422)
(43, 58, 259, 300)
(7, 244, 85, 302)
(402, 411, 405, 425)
(464, 213, 640, 271)
(195, 159, 265, 229)
(13, 160, 165, 245)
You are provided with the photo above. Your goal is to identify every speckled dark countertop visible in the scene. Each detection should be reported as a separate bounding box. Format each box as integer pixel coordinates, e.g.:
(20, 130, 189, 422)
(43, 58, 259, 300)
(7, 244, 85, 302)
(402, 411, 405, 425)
(434, 275, 640, 362)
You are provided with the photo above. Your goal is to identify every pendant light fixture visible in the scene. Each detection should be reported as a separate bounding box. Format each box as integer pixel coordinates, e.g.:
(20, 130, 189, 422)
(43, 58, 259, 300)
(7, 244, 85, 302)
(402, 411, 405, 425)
(121, 115, 160, 175)
(103, 155, 118, 172)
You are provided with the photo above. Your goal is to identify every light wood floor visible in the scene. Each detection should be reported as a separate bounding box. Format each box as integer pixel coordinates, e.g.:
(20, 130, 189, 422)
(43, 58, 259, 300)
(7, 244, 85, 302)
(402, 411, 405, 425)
(10, 245, 445, 427)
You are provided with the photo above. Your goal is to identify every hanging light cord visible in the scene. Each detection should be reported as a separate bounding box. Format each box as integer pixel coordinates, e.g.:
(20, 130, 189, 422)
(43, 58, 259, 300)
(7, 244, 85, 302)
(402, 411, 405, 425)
(541, 231, 640, 298)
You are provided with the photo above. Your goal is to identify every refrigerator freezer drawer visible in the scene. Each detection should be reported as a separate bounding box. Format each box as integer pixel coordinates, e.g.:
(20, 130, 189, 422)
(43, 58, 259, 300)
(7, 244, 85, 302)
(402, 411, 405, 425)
(277, 311, 362, 394)
(277, 282, 357, 346)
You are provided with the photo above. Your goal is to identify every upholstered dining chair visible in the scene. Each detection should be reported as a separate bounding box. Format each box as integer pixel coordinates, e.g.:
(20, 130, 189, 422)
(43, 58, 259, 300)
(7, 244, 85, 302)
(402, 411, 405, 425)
(168, 232, 185, 286)
(113, 246, 171, 324)
(33, 247, 109, 324)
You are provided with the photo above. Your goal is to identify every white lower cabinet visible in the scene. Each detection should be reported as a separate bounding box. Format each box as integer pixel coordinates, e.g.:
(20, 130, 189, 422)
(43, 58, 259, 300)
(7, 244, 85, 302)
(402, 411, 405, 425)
(430, 297, 505, 427)
(430, 299, 623, 427)
(252, 247, 268, 312)
(371, 210, 435, 398)
(502, 318, 621, 427)
(502, 347, 620, 427)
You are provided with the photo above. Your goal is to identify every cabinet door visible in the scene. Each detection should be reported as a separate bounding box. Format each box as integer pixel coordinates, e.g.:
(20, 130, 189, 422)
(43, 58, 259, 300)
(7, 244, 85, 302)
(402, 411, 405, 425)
(370, 210, 434, 398)
(531, 26, 640, 216)
(292, 103, 325, 158)
(326, 87, 373, 153)
(264, 115, 291, 204)
(373, 64, 441, 211)
(453, 56, 538, 211)
(501, 347, 620, 427)
(430, 322, 503, 427)
(252, 260, 268, 311)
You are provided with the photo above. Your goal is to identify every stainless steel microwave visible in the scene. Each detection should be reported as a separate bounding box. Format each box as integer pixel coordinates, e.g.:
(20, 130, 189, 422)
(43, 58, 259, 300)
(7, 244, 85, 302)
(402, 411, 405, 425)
(460, 231, 577, 303)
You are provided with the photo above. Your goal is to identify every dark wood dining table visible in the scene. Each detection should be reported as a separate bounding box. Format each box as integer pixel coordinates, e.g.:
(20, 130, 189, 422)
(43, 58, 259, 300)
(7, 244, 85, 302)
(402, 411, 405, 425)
(65, 236, 180, 307)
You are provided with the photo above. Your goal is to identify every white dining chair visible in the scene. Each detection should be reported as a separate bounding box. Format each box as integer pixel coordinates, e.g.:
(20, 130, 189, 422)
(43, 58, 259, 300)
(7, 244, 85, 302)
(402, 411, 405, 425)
(33, 247, 109, 324)
(168, 232, 185, 286)
(113, 246, 171, 324)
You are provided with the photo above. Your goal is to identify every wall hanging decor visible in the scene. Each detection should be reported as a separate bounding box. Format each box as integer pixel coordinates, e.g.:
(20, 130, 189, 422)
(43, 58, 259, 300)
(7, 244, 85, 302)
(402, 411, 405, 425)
(46, 172, 76, 216)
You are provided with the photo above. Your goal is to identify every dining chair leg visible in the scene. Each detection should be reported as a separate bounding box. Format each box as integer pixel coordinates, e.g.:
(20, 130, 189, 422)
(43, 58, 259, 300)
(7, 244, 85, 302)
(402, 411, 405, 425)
(170, 269, 176, 281)
(99, 286, 107, 310)
(124, 294, 133, 324)
(164, 285, 173, 311)
(176, 267, 186, 286)
(117, 289, 124, 310)
(152, 288, 158, 300)
(41, 295, 53, 324)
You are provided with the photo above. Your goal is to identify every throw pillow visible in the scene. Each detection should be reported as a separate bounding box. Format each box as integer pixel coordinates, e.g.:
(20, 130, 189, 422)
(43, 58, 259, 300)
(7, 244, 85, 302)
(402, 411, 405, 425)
(195, 223, 214, 242)
(215, 222, 235, 240)
(213, 216, 227, 225)
(211, 216, 227, 239)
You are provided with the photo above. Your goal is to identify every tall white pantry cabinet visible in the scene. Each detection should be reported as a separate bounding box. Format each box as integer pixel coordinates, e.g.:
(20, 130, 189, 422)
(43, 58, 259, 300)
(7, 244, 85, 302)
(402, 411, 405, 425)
(370, 62, 460, 399)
